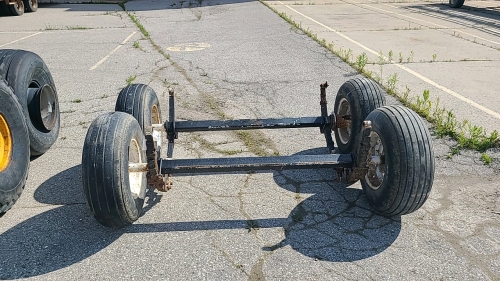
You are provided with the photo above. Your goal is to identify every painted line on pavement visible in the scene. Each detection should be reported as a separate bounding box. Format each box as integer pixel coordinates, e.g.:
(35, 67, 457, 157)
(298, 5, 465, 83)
(0, 32, 42, 48)
(275, 1, 500, 120)
(375, 2, 500, 45)
(90, 31, 137, 71)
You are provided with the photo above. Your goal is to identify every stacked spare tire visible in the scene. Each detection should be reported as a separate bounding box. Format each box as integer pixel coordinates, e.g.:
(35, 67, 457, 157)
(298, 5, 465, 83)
(0, 49, 59, 216)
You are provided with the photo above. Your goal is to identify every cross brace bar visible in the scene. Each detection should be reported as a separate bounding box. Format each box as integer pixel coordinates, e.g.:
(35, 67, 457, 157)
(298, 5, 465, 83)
(160, 154, 353, 174)
(167, 117, 325, 133)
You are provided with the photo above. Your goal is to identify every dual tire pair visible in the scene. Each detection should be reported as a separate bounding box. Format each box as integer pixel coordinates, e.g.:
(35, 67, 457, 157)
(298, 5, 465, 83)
(1, 0, 37, 16)
(82, 84, 162, 228)
(333, 78, 434, 216)
(0, 50, 59, 215)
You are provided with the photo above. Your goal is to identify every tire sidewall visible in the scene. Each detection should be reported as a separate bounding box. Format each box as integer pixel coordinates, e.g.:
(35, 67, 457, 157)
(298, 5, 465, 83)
(7, 51, 60, 156)
(334, 81, 363, 153)
(360, 110, 401, 212)
(0, 81, 29, 212)
(119, 117, 147, 220)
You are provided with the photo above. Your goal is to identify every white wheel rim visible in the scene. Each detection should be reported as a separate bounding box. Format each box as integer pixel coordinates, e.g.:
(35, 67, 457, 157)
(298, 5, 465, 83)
(129, 138, 146, 198)
(365, 131, 386, 190)
(337, 98, 351, 145)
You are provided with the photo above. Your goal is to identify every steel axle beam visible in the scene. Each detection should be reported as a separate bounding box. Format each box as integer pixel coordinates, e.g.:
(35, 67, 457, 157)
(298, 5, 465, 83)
(160, 154, 353, 174)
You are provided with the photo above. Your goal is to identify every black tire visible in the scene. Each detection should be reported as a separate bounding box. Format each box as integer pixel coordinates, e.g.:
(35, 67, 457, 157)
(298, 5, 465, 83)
(6, 50, 60, 156)
(82, 112, 148, 228)
(449, 0, 465, 8)
(358, 105, 434, 216)
(0, 79, 30, 215)
(115, 83, 162, 134)
(0, 49, 20, 79)
(333, 77, 385, 154)
(7, 0, 24, 16)
(23, 0, 37, 12)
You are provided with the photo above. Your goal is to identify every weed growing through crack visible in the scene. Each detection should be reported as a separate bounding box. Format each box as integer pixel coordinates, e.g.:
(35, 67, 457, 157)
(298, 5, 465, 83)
(133, 41, 140, 48)
(481, 153, 492, 165)
(356, 53, 368, 71)
(128, 12, 149, 38)
(126, 75, 137, 85)
(399, 52, 403, 63)
(432, 54, 437, 62)
(407, 51, 414, 63)
(72, 99, 82, 103)
(387, 73, 398, 93)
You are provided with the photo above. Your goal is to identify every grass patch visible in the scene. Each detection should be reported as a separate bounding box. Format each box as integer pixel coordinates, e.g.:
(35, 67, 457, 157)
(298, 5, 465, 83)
(481, 153, 493, 165)
(126, 75, 137, 85)
(192, 135, 242, 156)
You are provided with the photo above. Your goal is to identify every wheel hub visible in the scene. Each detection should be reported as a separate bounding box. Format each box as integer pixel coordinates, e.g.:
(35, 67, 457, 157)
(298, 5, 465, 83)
(129, 138, 146, 199)
(365, 131, 386, 190)
(27, 84, 58, 132)
(0, 114, 12, 172)
(336, 98, 351, 144)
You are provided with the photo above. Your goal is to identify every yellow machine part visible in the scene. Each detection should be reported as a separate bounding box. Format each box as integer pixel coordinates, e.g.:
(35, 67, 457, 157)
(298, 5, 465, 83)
(0, 114, 12, 172)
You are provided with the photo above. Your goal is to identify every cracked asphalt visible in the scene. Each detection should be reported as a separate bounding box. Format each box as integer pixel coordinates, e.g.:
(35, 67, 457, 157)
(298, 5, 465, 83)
(1, 0, 500, 280)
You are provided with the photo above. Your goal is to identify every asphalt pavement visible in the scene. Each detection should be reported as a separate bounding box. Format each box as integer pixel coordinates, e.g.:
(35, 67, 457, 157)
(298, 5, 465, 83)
(0, 1, 500, 280)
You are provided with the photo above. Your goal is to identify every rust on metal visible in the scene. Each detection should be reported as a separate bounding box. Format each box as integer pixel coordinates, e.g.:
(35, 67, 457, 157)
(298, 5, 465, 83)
(145, 134, 168, 191)
(347, 167, 368, 182)
(336, 115, 351, 129)
(320, 82, 329, 104)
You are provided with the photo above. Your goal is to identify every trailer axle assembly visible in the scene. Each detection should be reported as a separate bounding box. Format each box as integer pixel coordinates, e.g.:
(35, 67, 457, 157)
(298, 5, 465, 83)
(82, 78, 435, 228)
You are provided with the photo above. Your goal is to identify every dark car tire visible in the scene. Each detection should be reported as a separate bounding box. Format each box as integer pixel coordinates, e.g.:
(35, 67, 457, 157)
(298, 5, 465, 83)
(5, 50, 60, 156)
(23, 0, 37, 12)
(82, 112, 148, 228)
(333, 77, 385, 154)
(449, 0, 465, 8)
(0, 79, 30, 215)
(115, 83, 162, 134)
(358, 105, 434, 216)
(7, 0, 24, 16)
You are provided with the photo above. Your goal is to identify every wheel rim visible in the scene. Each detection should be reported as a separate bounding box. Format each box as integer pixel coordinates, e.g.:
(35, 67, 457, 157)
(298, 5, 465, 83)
(129, 138, 145, 198)
(0, 114, 12, 172)
(15, 0, 24, 11)
(337, 98, 352, 145)
(151, 104, 160, 125)
(27, 84, 58, 132)
(31, 0, 37, 8)
(365, 131, 386, 190)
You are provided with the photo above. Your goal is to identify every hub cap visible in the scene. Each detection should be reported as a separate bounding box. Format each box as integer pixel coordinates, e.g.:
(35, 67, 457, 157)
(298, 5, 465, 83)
(337, 98, 352, 144)
(27, 84, 58, 132)
(365, 131, 386, 190)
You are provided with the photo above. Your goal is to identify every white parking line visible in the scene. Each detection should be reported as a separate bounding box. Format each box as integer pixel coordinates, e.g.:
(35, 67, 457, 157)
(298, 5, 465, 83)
(0, 32, 42, 48)
(374, 2, 500, 45)
(276, 1, 500, 120)
(89, 31, 137, 71)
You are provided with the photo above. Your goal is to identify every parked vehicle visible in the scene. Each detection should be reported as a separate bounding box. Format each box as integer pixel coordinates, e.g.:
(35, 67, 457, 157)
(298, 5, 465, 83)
(0, 0, 37, 16)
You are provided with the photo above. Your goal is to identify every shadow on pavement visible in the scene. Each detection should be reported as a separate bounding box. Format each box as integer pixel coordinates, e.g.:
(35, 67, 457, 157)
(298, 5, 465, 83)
(0, 146, 401, 278)
(38, 0, 257, 12)
(402, 3, 500, 34)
